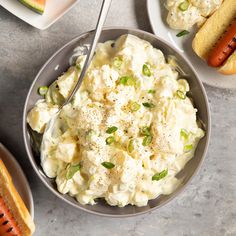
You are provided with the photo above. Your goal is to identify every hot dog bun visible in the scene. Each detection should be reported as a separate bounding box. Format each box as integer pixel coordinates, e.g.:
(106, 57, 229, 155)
(192, 0, 236, 75)
(0, 159, 35, 236)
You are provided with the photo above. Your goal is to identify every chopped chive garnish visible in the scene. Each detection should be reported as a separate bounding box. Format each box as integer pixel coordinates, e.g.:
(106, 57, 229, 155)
(184, 144, 193, 152)
(148, 89, 156, 94)
(119, 76, 136, 86)
(142, 135, 153, 146)
(142, 102, 155, 108)
(106, 126, 118, 134)
(38, 86, 48, 96)
(142, 64, 151, 76)
(101, 162, 115, 169)
(152, 169, 168, 181)
(127, 139, 134, 153)
(140, 126, 151, 136)
(66, 164, 81, 180)
(180, 129, 189, 140)
(176, 90, 186, 99)
(106, 136, 115, 145)
(178, 1, 189, 11)
(176, 30, 190, 37)
(130, 101, 141, 112)
(113, 57, 123, 69)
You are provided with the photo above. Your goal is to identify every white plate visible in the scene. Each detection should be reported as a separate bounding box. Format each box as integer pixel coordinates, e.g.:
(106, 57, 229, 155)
(147, 0, 236, 89)
(0, 0, 79, 30)
(0, 143, 34, 217)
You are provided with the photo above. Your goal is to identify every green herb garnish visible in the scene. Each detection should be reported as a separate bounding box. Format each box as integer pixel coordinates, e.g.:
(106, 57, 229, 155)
(152, 169, 168, 181)
(178, 1, 189, 11)
(184, 144, 193, 152)
(101, 162, 115, 169)
(148, 89, 156, 94)
(140, 126, 151, 136)
(106, 126, 118, 134)
(38, 86, 48, 96)
(142, 102, 155, 108)
(106, 136, 115, 145)
(180, 129, 189, 140)
(176, 90, 186, 99)
(66, 164, 81, 180)
(76, 64, 81, 71)
(119, 76, 136, 86)
(142, 135, 153, 146)
(113, 57, 123, 69)
(127, 139, 134, 153)
(176, 30, 190, 37)
(142, 64, 151, 76)
(130, 101, 141, 112)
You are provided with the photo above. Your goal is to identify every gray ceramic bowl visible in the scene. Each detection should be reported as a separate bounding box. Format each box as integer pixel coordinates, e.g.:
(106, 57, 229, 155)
(23, 28, 210, 217)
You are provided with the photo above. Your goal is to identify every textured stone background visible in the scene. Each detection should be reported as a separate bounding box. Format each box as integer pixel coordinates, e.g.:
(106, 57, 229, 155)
(0, 0, 236, 235)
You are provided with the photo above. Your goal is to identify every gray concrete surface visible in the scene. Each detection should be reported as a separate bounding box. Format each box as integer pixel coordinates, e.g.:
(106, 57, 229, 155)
(0, 0, 236, 235)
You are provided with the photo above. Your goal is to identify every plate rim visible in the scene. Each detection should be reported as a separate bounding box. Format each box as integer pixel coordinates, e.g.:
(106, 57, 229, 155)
(0, 143, 34, 218)
(0, 0, 79, 30)
(147, 0, 236, 90)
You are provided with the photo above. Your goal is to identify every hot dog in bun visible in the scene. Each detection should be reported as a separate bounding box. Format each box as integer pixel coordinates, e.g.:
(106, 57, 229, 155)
(0, 160, 35, 236)
(192, 0, 236, 75)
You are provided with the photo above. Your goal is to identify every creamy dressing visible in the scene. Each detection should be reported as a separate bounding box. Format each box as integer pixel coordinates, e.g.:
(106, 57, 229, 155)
(166, 0, 223, 30)
(27, 34, 204, 207)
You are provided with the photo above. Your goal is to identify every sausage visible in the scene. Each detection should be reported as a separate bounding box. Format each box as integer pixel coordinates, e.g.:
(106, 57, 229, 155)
(0, 196, 22, 236)
(207, 20, 236, 67)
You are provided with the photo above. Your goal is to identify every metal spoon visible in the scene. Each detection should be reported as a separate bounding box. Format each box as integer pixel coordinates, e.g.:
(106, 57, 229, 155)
(41, 0, 112, 144)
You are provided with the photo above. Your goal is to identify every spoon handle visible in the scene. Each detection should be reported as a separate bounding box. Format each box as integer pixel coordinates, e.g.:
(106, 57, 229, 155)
(63, 0, 112, 106)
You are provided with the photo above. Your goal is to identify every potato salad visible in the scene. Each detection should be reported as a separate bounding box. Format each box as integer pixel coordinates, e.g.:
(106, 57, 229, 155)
(166, 0, 223, 30)
(27, 34, 204, 207)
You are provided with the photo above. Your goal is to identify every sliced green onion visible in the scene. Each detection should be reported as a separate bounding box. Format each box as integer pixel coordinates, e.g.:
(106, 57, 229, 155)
(140, 126, 151, 136)
(66, 164, 81, 180)
(142, 102, 155, 108)
(76, 64, 81, 71)
(180, 129, 189, 140)
(142, 64, 151, 76)
(118, 76, 136, 86)
(127, 139, 134, 153)
(106, 126, 118, 134)
(184, 144, 193, 152)
(176, 90, 186, 100)
(176, 30, 190, 37)
(101, 162, 115, 169)
(106, 136, 115, 145)
(113, 57, 123, 69)
(142, 135, 153, 146)
(178, 79, 189, 92)
(38, 86, 48, 96)
(178, 1, 189, 11)
(126, 77, 136, 86)
(119, 76, 128, 85)
(148, 89, 156, 94)
(152, 169, 168, 181)
(130, 101, 141, 112)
